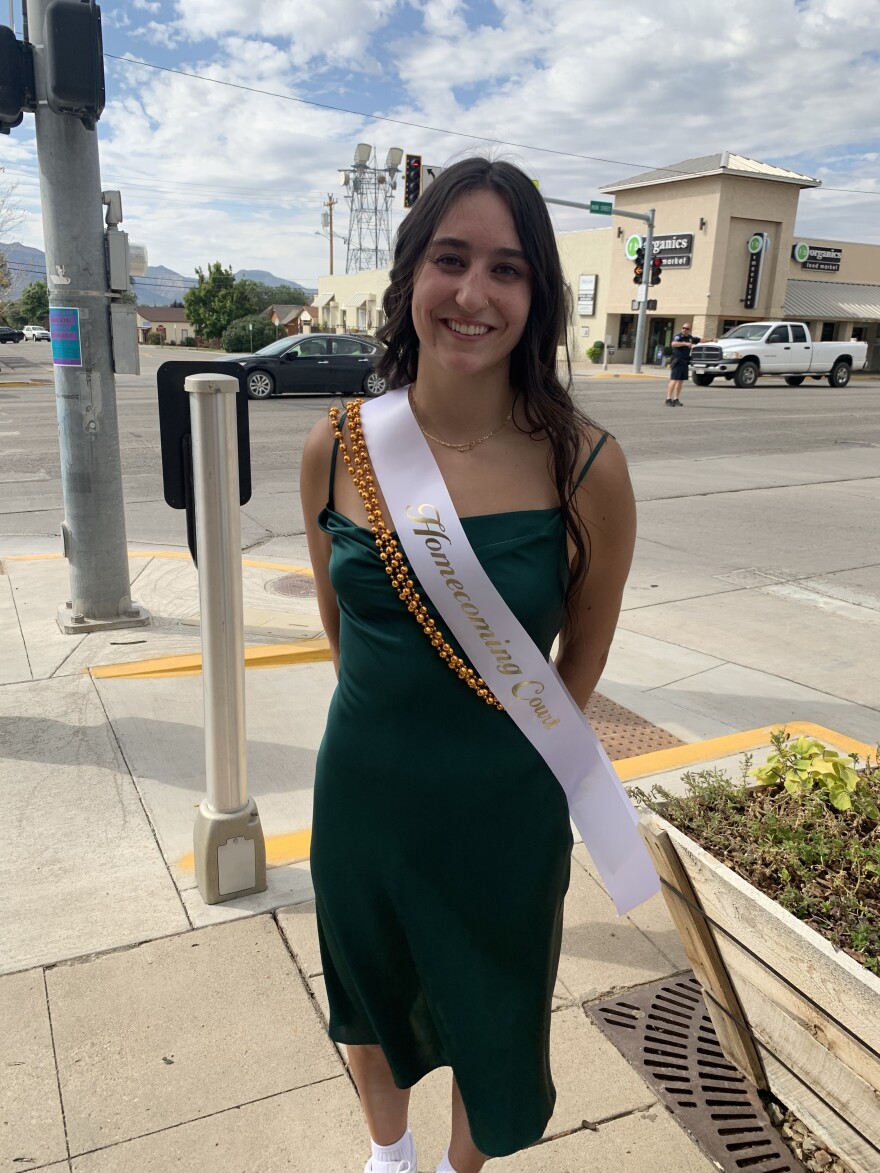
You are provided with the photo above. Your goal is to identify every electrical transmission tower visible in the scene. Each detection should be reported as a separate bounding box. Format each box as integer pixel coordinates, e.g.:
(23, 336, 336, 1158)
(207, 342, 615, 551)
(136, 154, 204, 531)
(339, 144, 403, 273)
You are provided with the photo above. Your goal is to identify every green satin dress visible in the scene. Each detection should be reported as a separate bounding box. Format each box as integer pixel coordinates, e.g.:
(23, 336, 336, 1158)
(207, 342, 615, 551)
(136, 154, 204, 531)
(311, 433, 606, 1157)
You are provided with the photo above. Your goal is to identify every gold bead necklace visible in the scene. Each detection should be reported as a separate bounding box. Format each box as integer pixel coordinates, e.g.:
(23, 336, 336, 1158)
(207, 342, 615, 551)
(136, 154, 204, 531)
(408, 385, 513, 453)
(330, 400, 503, 711)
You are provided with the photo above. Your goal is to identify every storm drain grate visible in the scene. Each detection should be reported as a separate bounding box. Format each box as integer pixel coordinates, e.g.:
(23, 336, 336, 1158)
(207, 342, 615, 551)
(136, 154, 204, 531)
(267, 573, 317, 599)
(585, 974, 804, 1173)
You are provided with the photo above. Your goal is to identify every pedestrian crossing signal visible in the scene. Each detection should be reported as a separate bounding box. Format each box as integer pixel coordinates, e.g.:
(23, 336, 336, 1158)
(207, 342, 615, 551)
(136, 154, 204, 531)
(403, 154, 422, 208)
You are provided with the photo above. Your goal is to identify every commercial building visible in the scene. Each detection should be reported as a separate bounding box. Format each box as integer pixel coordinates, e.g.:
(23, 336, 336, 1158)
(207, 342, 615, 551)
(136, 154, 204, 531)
(311, 152, 880, 372)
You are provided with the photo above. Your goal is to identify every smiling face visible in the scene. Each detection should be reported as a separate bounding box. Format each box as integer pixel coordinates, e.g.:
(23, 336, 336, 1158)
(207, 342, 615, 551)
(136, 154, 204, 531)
(410, 188, 532, 386)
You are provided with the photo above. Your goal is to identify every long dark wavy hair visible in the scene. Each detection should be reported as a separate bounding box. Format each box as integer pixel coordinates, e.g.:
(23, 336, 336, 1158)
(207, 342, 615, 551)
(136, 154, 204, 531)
(375, 156, 598, 611)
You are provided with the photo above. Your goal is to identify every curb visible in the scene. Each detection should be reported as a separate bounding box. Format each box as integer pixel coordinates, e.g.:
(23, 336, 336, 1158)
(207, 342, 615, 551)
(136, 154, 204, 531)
(90, 638, 332, 679)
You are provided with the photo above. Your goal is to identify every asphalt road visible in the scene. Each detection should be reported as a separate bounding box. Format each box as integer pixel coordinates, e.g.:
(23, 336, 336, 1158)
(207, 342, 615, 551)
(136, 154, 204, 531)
(1, 342, 879, 548)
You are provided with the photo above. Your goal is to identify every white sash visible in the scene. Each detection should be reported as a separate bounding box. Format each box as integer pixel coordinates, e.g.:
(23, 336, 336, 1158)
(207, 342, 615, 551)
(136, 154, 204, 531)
(360, 388, 659, 915)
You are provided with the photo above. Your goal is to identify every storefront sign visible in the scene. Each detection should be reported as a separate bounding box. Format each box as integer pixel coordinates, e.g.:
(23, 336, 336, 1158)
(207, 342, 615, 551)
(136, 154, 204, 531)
(744, 232, 769, 310)
(624, 234, 644, 260)
(792, 241, 842, 272)
(652, 233, 693, 268)
(577, 274, 597, 316)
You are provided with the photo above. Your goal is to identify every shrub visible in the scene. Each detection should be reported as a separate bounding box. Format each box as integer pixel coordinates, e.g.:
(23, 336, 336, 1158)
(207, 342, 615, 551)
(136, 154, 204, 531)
(145, 331, 164, 345)
(634, 730, 880, 974)
(222, 314, 277, 353)
(586, 340, 604, 361)
(181, 336, 196, 347)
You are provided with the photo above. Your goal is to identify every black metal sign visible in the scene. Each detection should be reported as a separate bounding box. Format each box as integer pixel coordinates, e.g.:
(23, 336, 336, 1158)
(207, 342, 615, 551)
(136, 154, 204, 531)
(651, 233, 693, 269)
(744, 232, 769, 310)
(157, 360, 252, 566)
(792, 243, 842, 273)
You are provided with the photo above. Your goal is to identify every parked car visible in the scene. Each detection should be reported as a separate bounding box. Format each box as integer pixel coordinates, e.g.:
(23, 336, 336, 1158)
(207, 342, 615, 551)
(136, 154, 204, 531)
(22, 325, 50, 341)
(0, 326, 24, 343)
(231, 333, 387, 400)
(689, 322, 867, 389)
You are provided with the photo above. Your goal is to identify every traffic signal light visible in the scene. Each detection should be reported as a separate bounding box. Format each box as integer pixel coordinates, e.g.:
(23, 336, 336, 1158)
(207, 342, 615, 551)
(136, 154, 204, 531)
(0, 27, 30, 133)
(650, 255, 663, 286)
(403, 154, 422, 208)
(44, 0, 106, 129)
(632, 246, 645, 285)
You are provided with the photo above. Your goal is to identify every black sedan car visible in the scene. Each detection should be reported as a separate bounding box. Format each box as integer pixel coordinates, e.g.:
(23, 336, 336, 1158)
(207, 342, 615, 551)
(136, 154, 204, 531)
(0, 326, 24, 343)
(233, 333, 387, 400)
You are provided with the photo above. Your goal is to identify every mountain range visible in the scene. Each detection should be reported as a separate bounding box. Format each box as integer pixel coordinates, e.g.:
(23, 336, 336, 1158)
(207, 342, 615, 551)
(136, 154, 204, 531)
(0, 242, 316, 306)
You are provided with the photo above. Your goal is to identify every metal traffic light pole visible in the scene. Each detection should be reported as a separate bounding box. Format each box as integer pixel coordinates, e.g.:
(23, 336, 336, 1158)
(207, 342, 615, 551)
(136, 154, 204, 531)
(26, 0, 147, 632)
(544, 197, 655, 375)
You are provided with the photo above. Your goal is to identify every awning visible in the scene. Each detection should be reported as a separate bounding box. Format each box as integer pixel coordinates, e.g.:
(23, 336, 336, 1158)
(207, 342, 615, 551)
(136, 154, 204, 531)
(784, 279, 880, 321)
(312, 292, 335, 308)
(344, 292, 370, 309)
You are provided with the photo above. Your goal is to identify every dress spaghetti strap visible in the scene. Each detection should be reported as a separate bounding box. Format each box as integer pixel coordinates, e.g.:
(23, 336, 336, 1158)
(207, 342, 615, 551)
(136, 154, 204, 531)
(328, 409, 348, 509)
(574, 431, 609, 487)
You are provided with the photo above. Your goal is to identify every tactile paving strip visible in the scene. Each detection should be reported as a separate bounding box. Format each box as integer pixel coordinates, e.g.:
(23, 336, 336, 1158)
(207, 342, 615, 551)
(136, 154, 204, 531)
(586, 974, 805, 1173)
(585, 691, 685, 759)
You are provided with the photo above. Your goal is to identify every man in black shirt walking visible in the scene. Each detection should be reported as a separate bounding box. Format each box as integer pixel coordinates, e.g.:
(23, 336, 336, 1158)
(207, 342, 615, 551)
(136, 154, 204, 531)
(666, 322, 699, 406)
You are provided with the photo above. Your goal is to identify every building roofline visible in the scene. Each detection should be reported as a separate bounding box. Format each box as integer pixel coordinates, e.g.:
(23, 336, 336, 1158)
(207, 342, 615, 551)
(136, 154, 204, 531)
(600, 153, 821, 195)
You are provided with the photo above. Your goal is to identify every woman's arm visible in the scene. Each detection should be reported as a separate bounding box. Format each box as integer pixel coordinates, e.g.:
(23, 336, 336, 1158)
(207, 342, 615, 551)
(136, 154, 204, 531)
(554, 435, 637, 710)
(300, 417, 342, 673)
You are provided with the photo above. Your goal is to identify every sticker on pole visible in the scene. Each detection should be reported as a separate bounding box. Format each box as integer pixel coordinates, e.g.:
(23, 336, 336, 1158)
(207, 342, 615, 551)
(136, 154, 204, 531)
(49, 307, 83, 367)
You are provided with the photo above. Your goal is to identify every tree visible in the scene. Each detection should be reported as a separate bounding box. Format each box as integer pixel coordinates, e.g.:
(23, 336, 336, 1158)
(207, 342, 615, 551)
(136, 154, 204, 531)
(222, 314, 278, 353)
(248, 282, 308, 312)
(0, 169, 24, 319)
(183, 262, 261, 341)
(7, 280, 49, 328)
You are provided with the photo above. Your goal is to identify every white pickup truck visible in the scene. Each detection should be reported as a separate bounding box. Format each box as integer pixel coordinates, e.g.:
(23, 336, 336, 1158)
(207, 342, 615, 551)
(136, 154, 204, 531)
(689, 322, 867, 389)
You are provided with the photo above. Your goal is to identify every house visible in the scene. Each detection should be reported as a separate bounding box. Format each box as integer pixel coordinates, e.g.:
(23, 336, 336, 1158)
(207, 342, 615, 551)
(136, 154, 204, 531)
(261, 303, 320, 335)
(136, 306, 192, 344)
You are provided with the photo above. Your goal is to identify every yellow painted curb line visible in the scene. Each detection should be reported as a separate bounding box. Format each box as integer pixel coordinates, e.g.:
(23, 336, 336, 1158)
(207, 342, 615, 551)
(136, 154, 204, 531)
(178, 828, 313, 872)
(90, 639, 333, 679)
(613, 721, 874, 783)
(4, 550, 313, 576)
(172, 723, 875, 873)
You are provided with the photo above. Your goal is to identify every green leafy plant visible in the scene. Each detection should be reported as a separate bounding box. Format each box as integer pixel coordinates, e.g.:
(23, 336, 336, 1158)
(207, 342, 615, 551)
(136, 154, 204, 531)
(751, 730, 861, 811)
(634, 730, 880, 974)
(586, 340, 604, 361)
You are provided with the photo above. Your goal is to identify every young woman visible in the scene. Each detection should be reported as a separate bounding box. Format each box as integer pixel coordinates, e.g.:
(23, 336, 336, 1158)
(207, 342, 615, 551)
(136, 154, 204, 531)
(300, 158, 637, 1173)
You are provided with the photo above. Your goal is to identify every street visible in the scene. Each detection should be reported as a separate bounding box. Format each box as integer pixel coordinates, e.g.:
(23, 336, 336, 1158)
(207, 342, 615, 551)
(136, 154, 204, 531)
(2, 342, 879, 551)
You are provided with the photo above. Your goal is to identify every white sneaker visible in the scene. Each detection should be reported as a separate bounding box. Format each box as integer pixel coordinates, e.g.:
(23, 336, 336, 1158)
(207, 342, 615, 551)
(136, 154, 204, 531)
(363, 1162, 412, 1173)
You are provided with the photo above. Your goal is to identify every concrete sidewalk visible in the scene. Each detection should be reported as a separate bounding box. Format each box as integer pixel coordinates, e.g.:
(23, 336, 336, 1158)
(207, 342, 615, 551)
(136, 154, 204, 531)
(2, 522, 878, 1170)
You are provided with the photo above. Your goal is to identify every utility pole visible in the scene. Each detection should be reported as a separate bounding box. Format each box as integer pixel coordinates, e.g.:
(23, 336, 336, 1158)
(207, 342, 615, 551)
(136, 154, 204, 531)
(26, 0, 146, 631)
(322, 194, 337, 275)
(544, 197, 655, 375)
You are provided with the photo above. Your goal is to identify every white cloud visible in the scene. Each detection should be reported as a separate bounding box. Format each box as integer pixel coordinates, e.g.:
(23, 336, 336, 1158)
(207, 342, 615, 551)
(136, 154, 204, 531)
(131, 20, 183, 49)
(132, 0, 162, 11)
(8, 0, 880, 281)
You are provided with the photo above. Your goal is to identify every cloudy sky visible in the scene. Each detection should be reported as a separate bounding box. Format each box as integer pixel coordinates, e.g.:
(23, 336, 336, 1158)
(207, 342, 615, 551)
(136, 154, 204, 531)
(3, 0, 879, 294)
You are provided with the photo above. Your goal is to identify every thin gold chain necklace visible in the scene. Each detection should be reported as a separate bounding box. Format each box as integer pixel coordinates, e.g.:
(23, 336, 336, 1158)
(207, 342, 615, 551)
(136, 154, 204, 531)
(408, 385, 513, 453)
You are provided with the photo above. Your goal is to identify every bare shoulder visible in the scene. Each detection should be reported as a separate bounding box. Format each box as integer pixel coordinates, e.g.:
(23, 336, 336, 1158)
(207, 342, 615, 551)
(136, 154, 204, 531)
(300, 412, 339, 499)
(574, 426, 631, 497)
(302, 413, 339, 477)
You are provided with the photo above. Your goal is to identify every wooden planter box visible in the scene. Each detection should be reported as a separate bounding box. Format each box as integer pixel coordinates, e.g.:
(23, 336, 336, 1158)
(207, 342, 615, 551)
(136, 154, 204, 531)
(639, 811, 880, 1173)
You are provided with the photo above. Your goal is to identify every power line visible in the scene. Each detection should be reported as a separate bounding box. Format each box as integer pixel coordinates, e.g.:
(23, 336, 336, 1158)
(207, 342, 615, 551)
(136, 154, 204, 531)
(104, 53, 880, 200)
